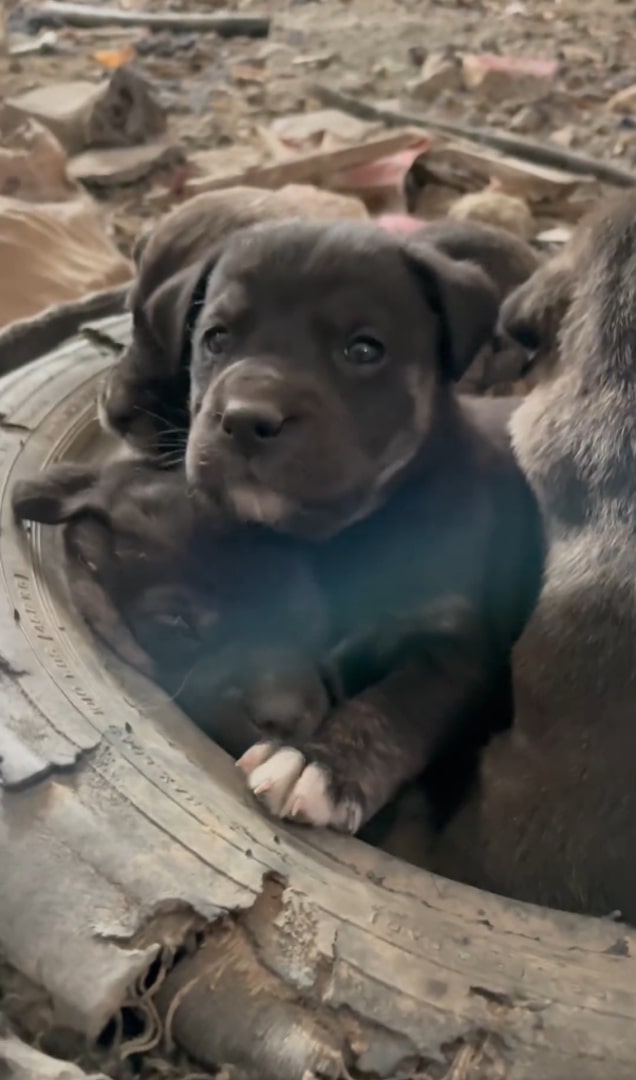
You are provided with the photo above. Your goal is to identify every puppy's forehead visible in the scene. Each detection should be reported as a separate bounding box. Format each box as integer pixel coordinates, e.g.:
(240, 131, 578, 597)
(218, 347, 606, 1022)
(208, 221, 417, 306)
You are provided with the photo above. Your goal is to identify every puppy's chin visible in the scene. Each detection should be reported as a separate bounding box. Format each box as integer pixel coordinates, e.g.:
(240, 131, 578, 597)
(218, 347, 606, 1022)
(228, 485, 294, 528)
(222, 478, 384, 540)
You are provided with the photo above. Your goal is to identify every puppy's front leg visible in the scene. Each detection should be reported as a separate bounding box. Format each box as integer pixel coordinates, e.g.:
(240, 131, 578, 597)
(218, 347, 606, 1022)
(237, 631, 497, 834)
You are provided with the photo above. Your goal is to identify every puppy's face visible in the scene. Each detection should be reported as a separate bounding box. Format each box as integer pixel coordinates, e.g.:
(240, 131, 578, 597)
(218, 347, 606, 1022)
(186, 221, 498, 538)
(13, 460, 329, 678)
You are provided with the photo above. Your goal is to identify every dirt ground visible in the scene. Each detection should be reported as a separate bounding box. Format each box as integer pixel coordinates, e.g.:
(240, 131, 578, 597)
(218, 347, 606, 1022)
(3, 0, 636, 248)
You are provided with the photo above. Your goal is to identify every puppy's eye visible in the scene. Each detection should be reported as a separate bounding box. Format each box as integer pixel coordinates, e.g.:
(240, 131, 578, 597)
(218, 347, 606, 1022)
(343, 334, 386, 368)
(202, 325, 231, 356)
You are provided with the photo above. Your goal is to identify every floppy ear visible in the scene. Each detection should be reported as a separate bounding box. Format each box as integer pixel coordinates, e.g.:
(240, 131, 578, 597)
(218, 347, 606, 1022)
(12, 464, 98, 524)
(139, 257, 212, 378)
(403, 242, 500, 382)
(499, 260, 574, 369)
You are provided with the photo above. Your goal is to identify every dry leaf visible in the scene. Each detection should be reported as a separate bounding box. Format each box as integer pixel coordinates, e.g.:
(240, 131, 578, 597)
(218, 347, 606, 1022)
(93, 42, 136, 69)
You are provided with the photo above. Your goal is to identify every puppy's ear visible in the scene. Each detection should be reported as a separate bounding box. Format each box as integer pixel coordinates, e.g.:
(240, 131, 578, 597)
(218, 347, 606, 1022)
(403, 243, 499, 381)
(499, 261, 574, 372)
(12, 464, 98, 524)
(137, 254, 217, 379)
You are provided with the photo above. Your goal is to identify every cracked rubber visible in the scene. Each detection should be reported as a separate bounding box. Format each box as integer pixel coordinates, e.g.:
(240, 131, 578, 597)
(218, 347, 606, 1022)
(1, 315, 636, 1080)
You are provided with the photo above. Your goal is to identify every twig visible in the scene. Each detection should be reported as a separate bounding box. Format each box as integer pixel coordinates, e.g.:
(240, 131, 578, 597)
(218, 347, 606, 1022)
(310, 83, 636, 189)
(81, 326, 126, 355)
(0, 286, 128, 375)
(30, 1, 271, 38)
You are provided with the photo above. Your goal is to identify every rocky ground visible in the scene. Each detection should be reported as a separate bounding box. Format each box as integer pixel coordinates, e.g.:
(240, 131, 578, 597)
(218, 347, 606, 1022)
(3, 0, 636, 250)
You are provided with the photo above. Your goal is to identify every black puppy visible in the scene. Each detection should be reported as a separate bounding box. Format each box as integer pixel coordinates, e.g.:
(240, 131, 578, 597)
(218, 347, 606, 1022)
(181, 220, 544, 834)
(12, 460, 330, 758)
(99, 212, 539, 466)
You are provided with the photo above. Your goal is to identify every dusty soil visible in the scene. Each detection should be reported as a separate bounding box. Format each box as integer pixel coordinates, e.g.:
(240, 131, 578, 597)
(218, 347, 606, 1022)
(3, 0, 636, 247)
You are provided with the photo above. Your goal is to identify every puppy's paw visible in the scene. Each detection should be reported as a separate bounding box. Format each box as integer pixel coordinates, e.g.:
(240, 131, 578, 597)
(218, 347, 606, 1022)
(236, 743, 363, 833)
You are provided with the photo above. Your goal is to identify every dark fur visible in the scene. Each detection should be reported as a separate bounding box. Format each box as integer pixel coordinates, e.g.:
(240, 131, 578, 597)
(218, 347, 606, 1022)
(99, 186, 365, 458)
(100, 211, 540, 465)
(428, 191, 636, 921)
(182, 219, 544, 833)
(12, 460, 330, 757)
(418, 219, 541, 395)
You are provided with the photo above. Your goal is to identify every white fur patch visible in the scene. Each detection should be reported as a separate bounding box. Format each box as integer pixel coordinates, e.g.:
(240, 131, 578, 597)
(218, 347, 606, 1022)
(236, 741, 276, 775)
(282, 763, 362, 833)
(229, 485, 292, 526)
(245, 747, 306, 816)
(375, 365, 434, 491)
(238, 745, 363, 832)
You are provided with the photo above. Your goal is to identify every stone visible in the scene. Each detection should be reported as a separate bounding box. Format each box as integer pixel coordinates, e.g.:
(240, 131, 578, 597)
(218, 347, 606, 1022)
(549, 125, 576, 148)
(68, 141, 183, 187)
(608, 83, 636, 114)
(509, 103, 546, 134)
(408, 50, 462, 101)
(7, 67, 166, 155)
(462, 53, 558, 103)
(448, 189, 534, 240)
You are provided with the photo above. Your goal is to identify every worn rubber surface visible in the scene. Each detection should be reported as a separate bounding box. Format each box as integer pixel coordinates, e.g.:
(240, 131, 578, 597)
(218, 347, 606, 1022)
(1, 316, 636, 1080)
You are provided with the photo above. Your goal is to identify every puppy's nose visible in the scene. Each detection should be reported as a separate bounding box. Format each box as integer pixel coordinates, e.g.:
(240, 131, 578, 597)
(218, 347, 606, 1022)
(221, 400, 286, 449)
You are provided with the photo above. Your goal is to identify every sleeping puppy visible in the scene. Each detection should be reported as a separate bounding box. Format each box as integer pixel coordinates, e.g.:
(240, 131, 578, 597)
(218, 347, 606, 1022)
(182, 219, 544, 835)
(427, 191, 636, 921)
(100, 209, 541, 467)
(12, 460, 330, 758)
(98, 185, 367, 460)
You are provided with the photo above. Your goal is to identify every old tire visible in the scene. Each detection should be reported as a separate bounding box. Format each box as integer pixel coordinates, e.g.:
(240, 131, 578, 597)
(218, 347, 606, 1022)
(1, 315, 635, 1080)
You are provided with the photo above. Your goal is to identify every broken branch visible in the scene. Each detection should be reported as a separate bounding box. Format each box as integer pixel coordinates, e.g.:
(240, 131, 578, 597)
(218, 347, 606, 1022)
(30, 2, 271, 38)
(310, 83, 636, 189)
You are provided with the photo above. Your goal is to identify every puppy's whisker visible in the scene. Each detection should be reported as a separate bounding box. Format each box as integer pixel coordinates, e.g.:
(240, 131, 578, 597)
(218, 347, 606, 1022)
(136, 407, 187, 432)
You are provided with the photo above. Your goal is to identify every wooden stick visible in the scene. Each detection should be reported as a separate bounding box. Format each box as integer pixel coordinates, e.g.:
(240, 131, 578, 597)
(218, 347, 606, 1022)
(310, 83, 636, 189)
(175, 129, 429, 201)
(30, 2, 270, 38)
(0, 286, 128, 375)
(81, 326, 125, 355)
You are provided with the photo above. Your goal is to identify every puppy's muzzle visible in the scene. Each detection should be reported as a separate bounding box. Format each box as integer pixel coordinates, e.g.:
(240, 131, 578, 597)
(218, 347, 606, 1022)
(220, 398, 289, 455)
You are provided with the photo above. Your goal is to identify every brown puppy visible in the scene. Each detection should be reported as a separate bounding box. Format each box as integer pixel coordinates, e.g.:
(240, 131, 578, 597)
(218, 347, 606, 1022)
(428, 191, 636, 921)
(418, 219, 541, 394)
(98, 185, 367, 458)
(182, 219, 544, 834)
(12, 460, 330, 758)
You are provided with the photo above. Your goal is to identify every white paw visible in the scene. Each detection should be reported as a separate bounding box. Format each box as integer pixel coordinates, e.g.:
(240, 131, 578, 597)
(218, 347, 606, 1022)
(236, 743, 363, 833)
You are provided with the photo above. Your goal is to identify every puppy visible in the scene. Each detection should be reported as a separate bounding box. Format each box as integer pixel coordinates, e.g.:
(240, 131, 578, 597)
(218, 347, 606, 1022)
(427, 191, 636, 921)
(181, 219, 544, 835)
(418, 219, 542, 395)
(101, 209, 540, 467)
(12, 460, 330, 758)
(99, 185, 367, 459)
